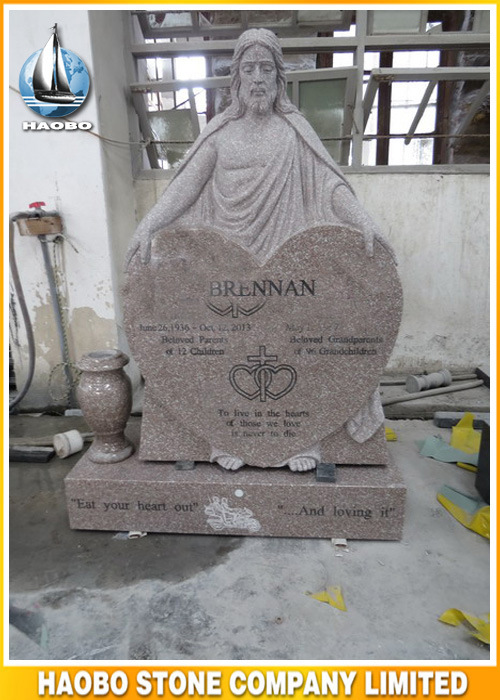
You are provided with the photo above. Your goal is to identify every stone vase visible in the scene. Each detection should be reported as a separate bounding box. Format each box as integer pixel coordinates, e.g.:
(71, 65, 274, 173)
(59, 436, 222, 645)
(77, 350, 134, 463)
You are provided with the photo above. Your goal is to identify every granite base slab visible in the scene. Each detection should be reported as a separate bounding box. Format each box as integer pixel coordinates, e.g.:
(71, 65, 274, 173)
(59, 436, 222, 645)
(65, 452, 406, 541)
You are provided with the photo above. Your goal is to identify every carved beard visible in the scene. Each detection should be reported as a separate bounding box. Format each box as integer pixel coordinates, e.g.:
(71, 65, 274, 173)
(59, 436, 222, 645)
(242, 89, 276, 116)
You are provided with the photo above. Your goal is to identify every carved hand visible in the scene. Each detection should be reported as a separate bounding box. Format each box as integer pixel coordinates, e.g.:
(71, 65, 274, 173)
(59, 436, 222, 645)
(374, 232, 398, 265)
(125, 225, 155, 270)
(364, 229, 375, 258)
(332, 185, 398, 265)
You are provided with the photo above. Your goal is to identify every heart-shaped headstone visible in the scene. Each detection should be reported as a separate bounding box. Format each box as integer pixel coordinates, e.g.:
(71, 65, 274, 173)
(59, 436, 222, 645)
(123, 225, 402, 466)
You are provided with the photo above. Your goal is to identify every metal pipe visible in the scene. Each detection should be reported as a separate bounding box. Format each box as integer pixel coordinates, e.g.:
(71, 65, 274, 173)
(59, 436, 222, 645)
(380, 372, 478, 387)
(379, 372, 478, 386)
(39, 237, 77, 407)
(381, 380, 484, 406)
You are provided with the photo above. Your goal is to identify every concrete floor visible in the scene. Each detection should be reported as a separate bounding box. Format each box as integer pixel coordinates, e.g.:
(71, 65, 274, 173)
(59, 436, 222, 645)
(9, 388, 491, 662)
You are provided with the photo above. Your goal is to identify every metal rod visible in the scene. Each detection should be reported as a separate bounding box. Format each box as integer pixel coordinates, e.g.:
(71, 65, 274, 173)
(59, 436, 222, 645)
(368, 67, 490, 82)
(131, 33, 490, 59)
(188, 88, 201, 139)
(131, 66, 356, 93)
(132, 93, 160, 169)
(405, 79, 437, 145)
(376, 51, 393, 164)
(352, 10, 368, 167)
(380, 373, 477, 386)
(381, 380, 484, 407)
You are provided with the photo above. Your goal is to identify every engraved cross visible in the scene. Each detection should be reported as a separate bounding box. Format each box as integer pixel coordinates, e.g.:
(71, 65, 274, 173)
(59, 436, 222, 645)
(247, 346, 278, 366)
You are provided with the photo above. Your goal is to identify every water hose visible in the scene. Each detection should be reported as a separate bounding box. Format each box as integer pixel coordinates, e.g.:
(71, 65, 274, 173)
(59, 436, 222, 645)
(9, 217, 36, 410)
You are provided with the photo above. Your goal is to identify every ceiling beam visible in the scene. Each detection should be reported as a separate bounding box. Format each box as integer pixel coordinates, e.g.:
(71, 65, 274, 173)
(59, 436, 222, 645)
(131, 33, 490, 59)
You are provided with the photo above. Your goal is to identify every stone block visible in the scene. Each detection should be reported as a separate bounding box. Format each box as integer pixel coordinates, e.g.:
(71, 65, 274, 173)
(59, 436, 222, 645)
(65, 429, 405, 540)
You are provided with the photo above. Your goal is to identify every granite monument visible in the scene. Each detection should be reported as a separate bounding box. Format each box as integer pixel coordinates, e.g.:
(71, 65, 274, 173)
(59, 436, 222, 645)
(123, 28, 402, 472)
(65, 29, 405, 540)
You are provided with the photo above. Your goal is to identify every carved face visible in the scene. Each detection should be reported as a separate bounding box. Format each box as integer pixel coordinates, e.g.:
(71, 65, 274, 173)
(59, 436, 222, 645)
(239, 44, 278, 115)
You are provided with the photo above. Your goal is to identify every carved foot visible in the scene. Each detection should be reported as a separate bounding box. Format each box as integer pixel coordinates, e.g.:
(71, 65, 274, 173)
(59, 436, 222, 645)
(217, 455, 244, 471)
(288, 457, 317, 472)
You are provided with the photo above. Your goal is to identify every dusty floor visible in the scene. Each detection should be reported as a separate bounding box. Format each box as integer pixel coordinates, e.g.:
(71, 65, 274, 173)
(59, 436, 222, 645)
(9, 394, 491, 662)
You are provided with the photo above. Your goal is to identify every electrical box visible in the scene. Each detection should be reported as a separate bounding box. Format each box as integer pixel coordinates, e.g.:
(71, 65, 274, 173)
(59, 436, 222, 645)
(16, 215, 63, 237)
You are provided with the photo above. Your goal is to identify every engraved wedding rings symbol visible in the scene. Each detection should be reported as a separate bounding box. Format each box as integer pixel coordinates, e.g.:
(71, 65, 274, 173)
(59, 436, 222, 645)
(229, 345, 297, 402)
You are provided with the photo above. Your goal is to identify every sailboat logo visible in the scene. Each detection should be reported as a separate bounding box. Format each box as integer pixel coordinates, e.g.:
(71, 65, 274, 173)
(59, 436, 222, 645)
(19, 24, 90, 117)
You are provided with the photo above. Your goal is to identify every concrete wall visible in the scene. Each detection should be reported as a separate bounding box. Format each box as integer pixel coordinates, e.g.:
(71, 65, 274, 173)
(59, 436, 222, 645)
(135, 172, 490, 373)
(86, 10, 141, 398)
(351, 173, 490, 372)
(9, 10, 136, 409)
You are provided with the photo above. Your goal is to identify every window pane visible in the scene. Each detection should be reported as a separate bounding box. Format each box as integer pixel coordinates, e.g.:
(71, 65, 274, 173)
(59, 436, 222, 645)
(299, 79, 346, 162)
(389, 137, 434, 165)
(149, 110, 196, 167)
(369, 11, 424, 35)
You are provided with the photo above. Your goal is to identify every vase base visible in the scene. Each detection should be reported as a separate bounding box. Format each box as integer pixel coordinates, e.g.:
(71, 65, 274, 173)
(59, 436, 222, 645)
(87, 440, 134, 464)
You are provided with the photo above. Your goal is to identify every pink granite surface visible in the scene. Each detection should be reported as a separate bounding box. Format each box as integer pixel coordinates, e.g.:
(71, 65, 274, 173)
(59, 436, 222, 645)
(65, 426, 405, 540)
(123, 225, 402, 466)
(139, 392, 389, 465)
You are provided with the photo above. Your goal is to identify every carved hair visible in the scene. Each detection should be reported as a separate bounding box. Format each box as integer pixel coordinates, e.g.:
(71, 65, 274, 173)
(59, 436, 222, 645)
(227, 28, 298, 118)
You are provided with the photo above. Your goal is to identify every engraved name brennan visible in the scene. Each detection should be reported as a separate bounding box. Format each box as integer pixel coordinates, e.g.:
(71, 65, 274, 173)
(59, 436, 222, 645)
(210, 279, 316, 297)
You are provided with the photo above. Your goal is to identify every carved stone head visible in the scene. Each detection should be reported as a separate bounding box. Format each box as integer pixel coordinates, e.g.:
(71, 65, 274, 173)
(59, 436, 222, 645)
(228, 28, 295, 117)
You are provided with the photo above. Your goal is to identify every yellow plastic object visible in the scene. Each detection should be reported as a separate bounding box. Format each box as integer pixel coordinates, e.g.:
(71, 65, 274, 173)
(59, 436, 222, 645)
(439, 609, 490, 645)
(450, 412, 481, 454)
(469, 506, 490, 538)
(456, 461, 478, 473)
(308, 586, 347, 611)
(385, 427, 397, 441)
(437, 487, 490, 539)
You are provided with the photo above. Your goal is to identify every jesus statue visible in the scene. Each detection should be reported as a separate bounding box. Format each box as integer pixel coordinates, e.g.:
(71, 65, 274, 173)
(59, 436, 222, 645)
(126, 28, 394, 472)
